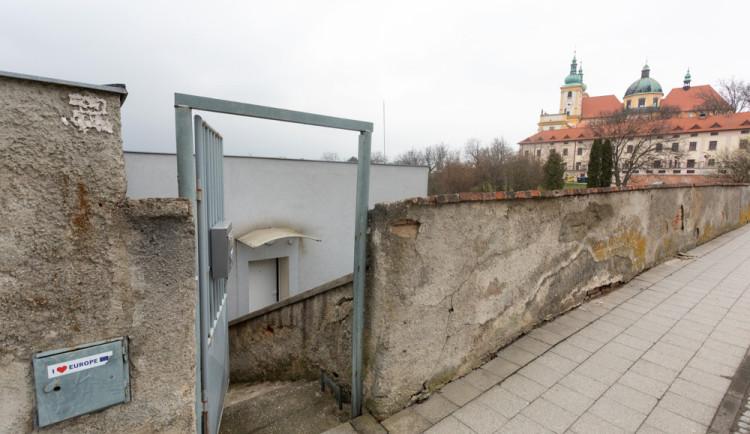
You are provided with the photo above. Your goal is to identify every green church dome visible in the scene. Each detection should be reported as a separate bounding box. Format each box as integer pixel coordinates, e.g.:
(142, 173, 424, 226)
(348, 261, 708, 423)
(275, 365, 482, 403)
(562, 55, 585, 89)
(624, 64, 662, 97)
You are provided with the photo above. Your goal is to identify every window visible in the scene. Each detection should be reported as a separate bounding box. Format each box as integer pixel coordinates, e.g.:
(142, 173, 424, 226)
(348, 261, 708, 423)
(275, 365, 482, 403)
(658, 169, 666, 173)
(549, 149, 555, 155)
(709, 141, 717, 150)
(690, 133, 698, 137)
(700, 113, 707, 119)
(576, 162, 581, 170)
(524, 150, 529, 156)
(638, 98, 646, 107)
(646, 170, 653, 174)
(672, 134, 680, 138)
(653, 161, 662, 168)
(672, 143, 679, 151)
(536, 150, 541, 157)
(708, 159, 715, 166)
(673, 170, 681, 174)
(563, 148, 569, 156)
(563, 141, 569, 144)
(741, 130, 749, 134)
(689, 142, 697, 151)
(626, 145, 633, 153)
(567, 91, 572, 97)
(710, 132, 718, 136)
(626, 100, 632, 109)
(655, 143, 663, 151)
(687, 160, 695, 168)
(687, 170, 695, 174)
(577, 147, 583, 155)
(652, 97, 659, 107)
(741, 139, 749, 150)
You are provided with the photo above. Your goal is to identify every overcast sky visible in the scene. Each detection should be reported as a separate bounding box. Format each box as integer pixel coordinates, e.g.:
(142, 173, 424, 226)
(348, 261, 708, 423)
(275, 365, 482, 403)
(2, 1, 748, 161)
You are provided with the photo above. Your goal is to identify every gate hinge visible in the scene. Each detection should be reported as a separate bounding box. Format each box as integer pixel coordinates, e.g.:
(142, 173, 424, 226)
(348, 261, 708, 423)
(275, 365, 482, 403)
(196, 188, 202, 201)
(201, 389, 208, 412)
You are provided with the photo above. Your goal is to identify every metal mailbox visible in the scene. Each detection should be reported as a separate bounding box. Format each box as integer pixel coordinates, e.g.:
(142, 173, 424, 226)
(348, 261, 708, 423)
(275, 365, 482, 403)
(210, 220, 234, 279)
(32, 337, 130, 428)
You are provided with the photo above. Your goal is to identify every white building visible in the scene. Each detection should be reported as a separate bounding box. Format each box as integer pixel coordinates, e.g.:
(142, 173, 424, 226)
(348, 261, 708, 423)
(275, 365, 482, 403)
(124, 152, 428, 321)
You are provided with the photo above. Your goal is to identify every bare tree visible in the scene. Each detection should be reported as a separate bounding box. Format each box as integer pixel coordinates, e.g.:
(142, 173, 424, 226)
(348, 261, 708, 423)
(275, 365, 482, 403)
(394, 148, 426, 166)
(320, 152, 340, 161)
(423, 143, 456, 173)
(370, 151, 388, 164)
(717, 78, 750, 113)
(586, 107, 684, 186)
(716, 145, 750, 183)
(505, 154, 544, 191)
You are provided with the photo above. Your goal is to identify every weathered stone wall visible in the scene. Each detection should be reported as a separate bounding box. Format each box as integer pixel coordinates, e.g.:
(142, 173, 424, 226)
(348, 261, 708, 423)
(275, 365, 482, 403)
(228, 275, 353, 394)
(0, 74, 197, 432)
(363, 185, 750, 418)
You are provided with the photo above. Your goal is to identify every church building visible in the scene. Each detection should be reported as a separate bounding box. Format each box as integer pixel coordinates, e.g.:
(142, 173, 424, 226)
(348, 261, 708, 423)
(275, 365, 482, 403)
(518, 55, 750, 184)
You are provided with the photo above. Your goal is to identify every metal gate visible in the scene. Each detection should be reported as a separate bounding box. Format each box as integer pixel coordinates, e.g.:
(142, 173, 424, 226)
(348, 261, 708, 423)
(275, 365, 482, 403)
(194, 115, 230, 434)
(175, 93, 373, 427)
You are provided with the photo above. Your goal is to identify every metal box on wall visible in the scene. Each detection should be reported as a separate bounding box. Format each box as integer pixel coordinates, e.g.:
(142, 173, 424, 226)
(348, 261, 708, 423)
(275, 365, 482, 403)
(211, 220, 234, 279)
(32, 337, 130, 428)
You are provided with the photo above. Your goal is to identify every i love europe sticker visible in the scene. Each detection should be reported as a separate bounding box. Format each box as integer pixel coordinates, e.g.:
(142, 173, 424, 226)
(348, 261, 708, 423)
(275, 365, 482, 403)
(47, 351, 113, 379)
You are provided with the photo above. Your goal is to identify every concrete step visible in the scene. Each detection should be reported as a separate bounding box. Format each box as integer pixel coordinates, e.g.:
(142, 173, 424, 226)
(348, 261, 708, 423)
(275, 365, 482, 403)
(220, 380, 350, 434)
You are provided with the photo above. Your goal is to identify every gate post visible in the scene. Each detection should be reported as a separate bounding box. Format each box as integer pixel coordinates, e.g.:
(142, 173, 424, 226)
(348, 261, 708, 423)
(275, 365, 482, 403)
(351, 130, 372, 418)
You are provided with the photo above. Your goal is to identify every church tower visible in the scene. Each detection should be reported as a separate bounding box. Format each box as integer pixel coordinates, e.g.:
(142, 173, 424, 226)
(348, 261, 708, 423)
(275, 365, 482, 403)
(538, 53, 587, 131)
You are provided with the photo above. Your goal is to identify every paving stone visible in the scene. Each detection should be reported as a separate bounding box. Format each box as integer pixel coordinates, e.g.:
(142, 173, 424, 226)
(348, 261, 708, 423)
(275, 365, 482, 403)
(495, 413, 553, 434)
(513, 336, 552, 356)
(613, 333, 653, 351)
(380, 408, 433, 434)
(569, 411, 627, 434)
(497, 345, 537, 366)
(623, 325, 664, 344)
(452, 400, 507, 434)
(658, 391, 716, 426)
(480, 357, 519, 380)
(586, 349, 635, 372)
(422, 415, 474, 434)
(701, 338, 747, 359)
(667, 378, 724, 408)
(600, 340, 646, 362)
(534, 350, 578, 375)
(636, 353, 684, 376)
(520, 397, 577, 433)
(599, 311, 637, 328)
(439, 378, 483, 407)
(588, 396, 648, 432)
(550, 341, 592, 363)
(475, 385, 529, 419)
(462, 367, 501, 391)
(659, 332, 704, 352)
(412, 393, 458, 424)
(528, 327, 566, 346)
(541, 383, 594, 416)
(687, 355, 737, 377)
(650, 341, 696, 362)
(350, 414, 387, 434)
(567, 334, 606, 352)
(617, 370, 670, 398)
(601, 382, 657, 414)
(559, 371, 609, 400)
(577, 323, 619, 343)
(574, 359, 624, 385)
(518, 360, 566, 388)
(677, 366, 731, 393)
(566, 307, 602, 323)
(540, 320, 579, 338)
(499, 374, 547, 402)
(643, 406, 706, 434)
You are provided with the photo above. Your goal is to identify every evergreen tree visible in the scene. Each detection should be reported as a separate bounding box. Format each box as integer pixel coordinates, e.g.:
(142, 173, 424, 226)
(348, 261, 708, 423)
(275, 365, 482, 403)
(587, 139, 602, 188)
(599, 139, 613, 187)
(542, 152, 566, 190)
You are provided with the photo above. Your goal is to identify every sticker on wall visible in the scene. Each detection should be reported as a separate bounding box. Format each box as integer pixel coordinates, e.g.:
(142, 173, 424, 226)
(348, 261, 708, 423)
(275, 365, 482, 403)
(62, 93, 113, 134)
(47, 351, 113, 379)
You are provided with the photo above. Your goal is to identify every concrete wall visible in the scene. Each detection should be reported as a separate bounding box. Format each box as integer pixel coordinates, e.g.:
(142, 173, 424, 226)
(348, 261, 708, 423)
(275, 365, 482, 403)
(124, 152, 428, 317)
(0, 73, 197, 432)
(363, 185, 750, 418)
(228, 275, 354, 393)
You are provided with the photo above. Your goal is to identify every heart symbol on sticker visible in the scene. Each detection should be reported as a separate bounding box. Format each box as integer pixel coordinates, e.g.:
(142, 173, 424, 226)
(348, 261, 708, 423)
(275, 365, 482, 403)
(56, 366, 67, 373)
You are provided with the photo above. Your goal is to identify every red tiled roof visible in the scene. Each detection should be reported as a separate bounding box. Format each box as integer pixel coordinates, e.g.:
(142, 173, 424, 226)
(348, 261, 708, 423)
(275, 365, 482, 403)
(519, 126, 593, 144)
(519, 112, 750, 145)
(581, 95, 622, 118)
(661, 85, 730, 112)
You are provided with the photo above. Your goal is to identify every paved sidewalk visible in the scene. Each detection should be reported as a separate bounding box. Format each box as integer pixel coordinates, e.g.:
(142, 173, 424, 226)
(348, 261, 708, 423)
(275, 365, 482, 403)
(329, 224, 750, 434)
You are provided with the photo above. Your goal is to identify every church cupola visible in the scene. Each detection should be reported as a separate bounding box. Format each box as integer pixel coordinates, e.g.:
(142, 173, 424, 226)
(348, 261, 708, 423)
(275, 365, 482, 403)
(683, 69, 691, 90)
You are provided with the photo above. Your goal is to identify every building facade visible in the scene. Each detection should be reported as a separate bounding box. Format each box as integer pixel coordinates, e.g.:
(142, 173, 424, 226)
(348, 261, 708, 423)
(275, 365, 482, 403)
(520, 56, 750, 184)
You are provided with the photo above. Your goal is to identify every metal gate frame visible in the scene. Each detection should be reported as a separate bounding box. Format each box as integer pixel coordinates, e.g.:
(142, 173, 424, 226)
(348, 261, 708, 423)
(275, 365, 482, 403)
(174, 93, 373, 430)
